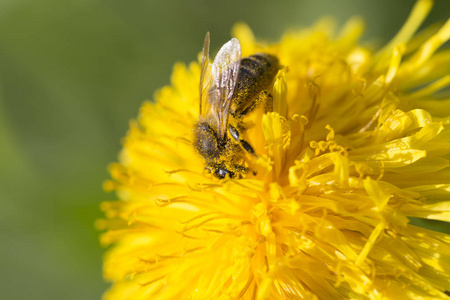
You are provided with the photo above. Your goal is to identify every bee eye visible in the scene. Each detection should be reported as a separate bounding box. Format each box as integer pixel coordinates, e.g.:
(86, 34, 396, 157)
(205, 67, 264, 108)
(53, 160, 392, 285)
(215, 168, 234, 179)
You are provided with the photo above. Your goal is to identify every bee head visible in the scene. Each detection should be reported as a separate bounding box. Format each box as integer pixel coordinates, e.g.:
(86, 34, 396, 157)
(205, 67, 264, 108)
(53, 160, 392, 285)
(193, 121, 247, 180)
(205, 165, 235, 179)
(193, 121, 222, 164)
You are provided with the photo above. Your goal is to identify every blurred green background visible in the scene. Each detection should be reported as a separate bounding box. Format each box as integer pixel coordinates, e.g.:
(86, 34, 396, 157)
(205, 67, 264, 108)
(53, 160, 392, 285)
(0, 0, 448, 299)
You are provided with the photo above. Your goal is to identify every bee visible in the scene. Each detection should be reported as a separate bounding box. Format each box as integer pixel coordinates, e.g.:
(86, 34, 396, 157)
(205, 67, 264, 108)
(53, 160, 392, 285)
(193, 32, 279, 179)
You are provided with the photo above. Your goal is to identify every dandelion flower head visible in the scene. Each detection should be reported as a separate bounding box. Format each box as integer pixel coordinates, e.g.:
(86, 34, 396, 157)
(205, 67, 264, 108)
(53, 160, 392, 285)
(99, 1, 450, 298)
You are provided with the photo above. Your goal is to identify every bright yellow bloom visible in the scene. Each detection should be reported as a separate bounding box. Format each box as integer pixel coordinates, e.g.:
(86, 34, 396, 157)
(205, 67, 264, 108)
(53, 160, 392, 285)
(99, 1, 450, 299)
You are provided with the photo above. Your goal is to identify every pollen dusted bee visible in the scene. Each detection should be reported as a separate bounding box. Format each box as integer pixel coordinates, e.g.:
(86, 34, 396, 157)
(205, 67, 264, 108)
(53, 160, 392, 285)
(193, 32, 279, 179)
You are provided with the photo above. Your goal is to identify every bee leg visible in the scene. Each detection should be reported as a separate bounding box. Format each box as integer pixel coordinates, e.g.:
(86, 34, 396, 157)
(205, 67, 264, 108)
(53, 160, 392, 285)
(240, 139, 256, 156)
(229, 124, 255, 156)
(263, 91, 273, 113)
(255, 90, 273, 113)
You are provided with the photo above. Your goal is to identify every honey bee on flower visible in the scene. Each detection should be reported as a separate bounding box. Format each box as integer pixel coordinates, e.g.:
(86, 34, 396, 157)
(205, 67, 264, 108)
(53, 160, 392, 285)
(193, 32, 279, 179)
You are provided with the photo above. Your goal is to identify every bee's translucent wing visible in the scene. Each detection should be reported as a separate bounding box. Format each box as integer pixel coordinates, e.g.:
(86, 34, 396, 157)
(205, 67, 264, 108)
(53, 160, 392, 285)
(207, 38, 241, 141)
(199, 32, 211, 115)
(199, 35, 241, 141)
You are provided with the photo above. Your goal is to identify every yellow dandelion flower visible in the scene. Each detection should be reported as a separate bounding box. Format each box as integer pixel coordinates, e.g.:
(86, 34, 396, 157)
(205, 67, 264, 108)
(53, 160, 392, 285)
(99, 1, 450, 299)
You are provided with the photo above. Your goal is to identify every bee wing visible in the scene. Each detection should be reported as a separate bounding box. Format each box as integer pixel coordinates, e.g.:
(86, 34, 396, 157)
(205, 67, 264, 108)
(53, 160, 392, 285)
(199, 32, 211, 115)
(201, 37, 241, 141)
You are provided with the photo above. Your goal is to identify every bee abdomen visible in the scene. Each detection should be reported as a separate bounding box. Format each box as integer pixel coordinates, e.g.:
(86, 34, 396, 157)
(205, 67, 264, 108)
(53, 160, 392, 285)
(232, 53, 279, 111)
